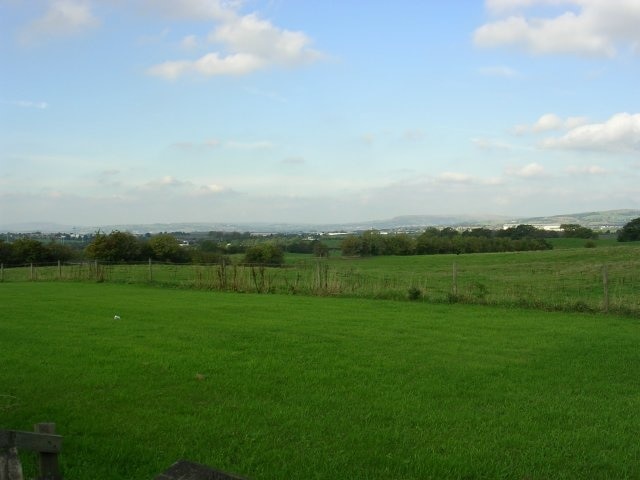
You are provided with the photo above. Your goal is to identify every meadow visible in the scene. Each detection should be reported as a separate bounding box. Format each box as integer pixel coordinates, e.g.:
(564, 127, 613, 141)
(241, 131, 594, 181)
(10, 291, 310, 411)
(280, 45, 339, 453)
(1, 282, 639, 479)
(4, 241, 640, 315)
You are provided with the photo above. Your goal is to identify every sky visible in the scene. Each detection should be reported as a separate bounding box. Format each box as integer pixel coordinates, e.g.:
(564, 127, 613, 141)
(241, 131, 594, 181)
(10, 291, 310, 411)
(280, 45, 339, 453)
(1, 0, 640, 227)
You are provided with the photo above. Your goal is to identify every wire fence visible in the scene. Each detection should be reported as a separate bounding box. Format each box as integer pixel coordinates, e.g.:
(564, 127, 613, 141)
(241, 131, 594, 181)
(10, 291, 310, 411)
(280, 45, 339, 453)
(1, 255, 639, 315)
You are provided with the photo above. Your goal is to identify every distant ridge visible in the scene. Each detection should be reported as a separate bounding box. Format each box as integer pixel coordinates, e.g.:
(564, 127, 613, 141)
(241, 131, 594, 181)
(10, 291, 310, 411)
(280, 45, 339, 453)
(1, 209, 639, 234)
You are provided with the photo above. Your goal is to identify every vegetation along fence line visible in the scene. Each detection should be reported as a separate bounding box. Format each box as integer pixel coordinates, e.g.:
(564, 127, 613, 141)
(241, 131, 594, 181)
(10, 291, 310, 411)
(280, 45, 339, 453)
(1, 254, 638, 316)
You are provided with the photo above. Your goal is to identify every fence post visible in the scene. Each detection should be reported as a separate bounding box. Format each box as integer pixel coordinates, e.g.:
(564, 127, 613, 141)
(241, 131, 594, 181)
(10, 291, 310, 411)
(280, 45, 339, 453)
(34, 423, 61, 480)
(30, 264, 34, 282)
(602, 264, 609, 313)
(1, 263, 3, 282)
(452, 262, 458, 297)
(148, 258, 153, 282)
(58, 260, 62, 280)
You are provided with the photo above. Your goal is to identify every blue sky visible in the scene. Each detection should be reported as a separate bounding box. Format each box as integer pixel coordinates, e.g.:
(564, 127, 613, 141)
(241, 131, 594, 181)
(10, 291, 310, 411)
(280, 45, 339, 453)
(1, 0, 639, 226)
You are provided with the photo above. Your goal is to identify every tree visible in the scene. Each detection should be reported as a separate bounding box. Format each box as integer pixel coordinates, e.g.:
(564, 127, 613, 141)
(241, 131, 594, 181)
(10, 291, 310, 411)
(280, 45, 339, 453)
(618, 217, 640, 242)
(148, 234, 189, 262)
(85, 231, 142, 262)
(10, 238, 48, 263)
(340, 235, 363, 256)
(0, 240, 11, 264)
(561, 224, 597, 239)
(312, 240, 330, 257)
(243, 243, 284, 266)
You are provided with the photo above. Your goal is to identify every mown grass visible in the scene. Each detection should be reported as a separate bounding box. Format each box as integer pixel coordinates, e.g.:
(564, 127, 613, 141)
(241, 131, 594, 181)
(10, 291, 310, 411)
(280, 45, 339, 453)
(1, 282, 639, 479)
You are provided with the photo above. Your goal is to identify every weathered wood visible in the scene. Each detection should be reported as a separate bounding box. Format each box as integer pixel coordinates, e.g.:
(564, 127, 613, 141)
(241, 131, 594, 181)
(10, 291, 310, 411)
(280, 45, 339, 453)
(0, 430, 62, 453)
(154, 460, 249, 480)
(34, 424, 61, 480)
(0, 447, 24, 480)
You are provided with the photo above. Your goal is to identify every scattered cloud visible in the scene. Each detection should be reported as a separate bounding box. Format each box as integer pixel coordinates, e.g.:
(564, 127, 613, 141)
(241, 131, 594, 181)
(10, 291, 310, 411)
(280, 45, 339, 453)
(541, 112, 640, 152)
(471, 137, 512, 150)
(226, 140, 275, 150)
(532, 113, 563, 132)
(136, 0, 237, 22)
(281, 157, 305, 165)
(474, 0, 640, 57)
(478, 65, 519, 77)
(402, 129, 425, 141)
(514, 113, 589, 134)
(19, 0, 100, 45)
(171, 138, 222, 150)
(505, 162, 547, 178)
(148, 9, 323, 79)
(4, 100, 49, 109)
(437, 172, 473, 184)
(565, 165, 608, 175)
(434, 172, 503, 186)
(180, 34, 199, 50)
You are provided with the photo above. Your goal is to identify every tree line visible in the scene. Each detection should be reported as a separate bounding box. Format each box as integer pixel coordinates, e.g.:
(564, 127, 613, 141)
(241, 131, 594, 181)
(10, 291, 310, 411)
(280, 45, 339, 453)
(0, 231, 327, 266)
(1, 218, 637, 265)
(340, 223, 603, 257)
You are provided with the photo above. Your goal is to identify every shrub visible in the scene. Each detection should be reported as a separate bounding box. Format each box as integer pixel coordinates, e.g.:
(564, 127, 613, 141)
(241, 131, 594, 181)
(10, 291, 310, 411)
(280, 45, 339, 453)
(407, 286, 422, 301)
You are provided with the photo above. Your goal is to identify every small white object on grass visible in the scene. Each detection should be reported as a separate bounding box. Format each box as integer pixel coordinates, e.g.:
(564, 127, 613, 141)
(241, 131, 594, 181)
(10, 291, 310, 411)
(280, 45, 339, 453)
(114, 315, 121, 320)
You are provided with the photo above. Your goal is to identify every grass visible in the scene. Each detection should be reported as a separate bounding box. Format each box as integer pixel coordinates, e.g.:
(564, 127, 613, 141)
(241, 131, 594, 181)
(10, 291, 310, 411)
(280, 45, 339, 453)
(4, 243, 640, 315)
(1, 282, 640, 479)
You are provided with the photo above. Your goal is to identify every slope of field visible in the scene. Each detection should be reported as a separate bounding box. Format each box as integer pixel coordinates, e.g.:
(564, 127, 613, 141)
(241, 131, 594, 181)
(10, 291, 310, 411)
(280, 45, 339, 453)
(1, 283, 639, 479)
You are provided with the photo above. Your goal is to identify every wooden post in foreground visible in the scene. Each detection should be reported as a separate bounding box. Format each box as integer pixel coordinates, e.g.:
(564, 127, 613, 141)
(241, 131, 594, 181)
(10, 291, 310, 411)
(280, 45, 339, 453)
(34, 423, 61, 480)
(149, 258, 153, 282)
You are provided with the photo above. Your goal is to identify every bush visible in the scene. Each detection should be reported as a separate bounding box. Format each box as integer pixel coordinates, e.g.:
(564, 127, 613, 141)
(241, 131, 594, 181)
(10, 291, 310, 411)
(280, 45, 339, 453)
(407, 286, 422, 301)
(243, 243, 284, 266)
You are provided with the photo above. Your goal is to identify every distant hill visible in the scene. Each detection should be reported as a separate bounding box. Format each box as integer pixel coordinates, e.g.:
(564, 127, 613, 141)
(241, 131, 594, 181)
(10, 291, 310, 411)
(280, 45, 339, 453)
(1, 209, 639, 234)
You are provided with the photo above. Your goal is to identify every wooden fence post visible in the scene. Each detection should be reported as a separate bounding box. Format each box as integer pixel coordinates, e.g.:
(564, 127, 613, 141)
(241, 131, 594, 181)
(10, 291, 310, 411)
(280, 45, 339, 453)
(0, 444, 24, 480)
(57, 260, 62, 280)
(148, 258, 153, 282)
(34, 423, 61, 480)
(602, 264, 609, 313)
(0, 263, 3, 282)
(30, 264, 34, 282)
(452, 262, 458, 297)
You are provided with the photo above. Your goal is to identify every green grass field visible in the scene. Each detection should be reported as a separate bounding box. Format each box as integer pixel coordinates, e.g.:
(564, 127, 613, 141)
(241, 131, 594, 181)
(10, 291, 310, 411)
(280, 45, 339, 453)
(2, 282, 639, 479)
(3, 243, 640, 315)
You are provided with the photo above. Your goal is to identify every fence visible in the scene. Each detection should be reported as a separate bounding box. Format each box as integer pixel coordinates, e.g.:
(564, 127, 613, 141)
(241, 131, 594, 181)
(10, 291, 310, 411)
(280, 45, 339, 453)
(1, 254, 639, 315)
(0, 423, 62, 480)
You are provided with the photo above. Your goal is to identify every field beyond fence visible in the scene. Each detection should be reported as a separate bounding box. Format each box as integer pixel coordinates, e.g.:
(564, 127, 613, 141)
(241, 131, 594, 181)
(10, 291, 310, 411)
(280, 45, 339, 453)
(1, 244, 639, 315)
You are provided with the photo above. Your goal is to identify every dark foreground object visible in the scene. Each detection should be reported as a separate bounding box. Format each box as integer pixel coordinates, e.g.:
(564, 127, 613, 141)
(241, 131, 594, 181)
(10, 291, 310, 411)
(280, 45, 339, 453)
(155, 460, 249, 480)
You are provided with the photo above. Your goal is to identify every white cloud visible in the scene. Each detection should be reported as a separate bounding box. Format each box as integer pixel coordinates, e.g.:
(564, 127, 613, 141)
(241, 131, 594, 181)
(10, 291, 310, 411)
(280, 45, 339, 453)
(478, 65, 519, 77)
(180, 34, 199, 50)
(6, 100, 49, 109)
(533, 113, 563, 132)
(210, 13, 322, 66)
(475, 0, 640, 57)
(19, 0, 99, 44)
(148, 52, 265, 78)
(226, 139, 275, 150)
(516, 113, 589, 134)
(505, 162, 547, 178)
(541, 112, 640, 152)
(137, 0, 236, 22)
(565, 165, 608, 175)
(148, 8, 323, 79)
(472, 137, 512, 150)
(281, 157, 305, 165)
